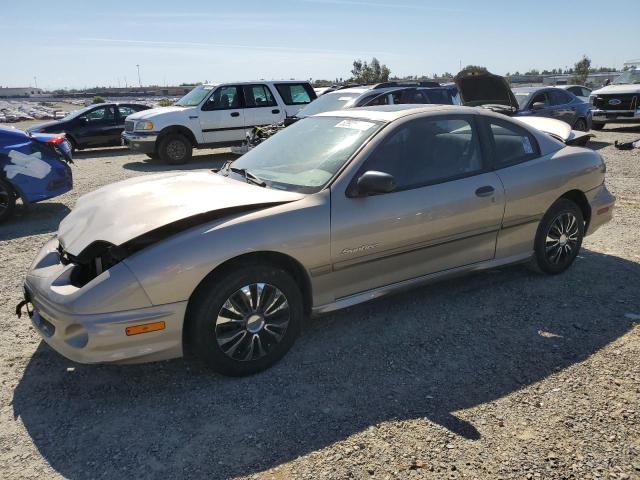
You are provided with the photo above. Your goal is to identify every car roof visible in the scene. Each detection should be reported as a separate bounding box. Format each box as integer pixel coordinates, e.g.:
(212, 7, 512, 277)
(202, 80, 310, 87)
(315, 104, 476, 122)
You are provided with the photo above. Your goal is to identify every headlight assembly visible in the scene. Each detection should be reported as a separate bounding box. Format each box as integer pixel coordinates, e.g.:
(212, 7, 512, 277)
(135, 121, 154, 131)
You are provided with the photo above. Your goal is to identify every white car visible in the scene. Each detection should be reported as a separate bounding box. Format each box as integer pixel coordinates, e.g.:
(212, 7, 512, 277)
(122, 81, 316, 163)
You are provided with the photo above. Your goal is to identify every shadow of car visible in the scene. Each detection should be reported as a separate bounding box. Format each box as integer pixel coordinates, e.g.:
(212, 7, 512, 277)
(11, 249, 639, 479)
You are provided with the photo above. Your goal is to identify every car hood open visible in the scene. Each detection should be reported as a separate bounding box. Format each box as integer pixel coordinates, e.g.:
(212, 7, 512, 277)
(454, 68, 519, 113)
(58, 171, 304, 256)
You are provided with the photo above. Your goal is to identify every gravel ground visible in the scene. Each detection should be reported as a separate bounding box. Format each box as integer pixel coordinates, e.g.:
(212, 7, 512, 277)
(1, 123, 639, 480)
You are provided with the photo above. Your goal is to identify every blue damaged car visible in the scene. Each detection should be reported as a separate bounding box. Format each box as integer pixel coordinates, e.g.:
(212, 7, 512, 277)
(0, 126, 73, 223)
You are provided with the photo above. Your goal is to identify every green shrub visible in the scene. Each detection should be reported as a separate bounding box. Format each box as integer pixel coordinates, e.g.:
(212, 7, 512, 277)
(92, 96, 105, 104)
(158, 98, 174, 107)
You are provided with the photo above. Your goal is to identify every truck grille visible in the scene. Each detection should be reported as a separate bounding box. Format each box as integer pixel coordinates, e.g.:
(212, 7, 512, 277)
(124, 120, 135, 132)
(593, 93, 638, 111)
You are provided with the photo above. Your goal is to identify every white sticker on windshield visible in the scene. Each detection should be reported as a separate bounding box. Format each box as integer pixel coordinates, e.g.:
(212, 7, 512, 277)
(338, 97, 354, 101)
(522, 136, 534, 154)
(335, 119, 375, 131)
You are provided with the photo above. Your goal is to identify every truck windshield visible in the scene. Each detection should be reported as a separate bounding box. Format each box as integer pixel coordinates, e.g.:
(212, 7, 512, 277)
(175, 85, 215, 106)
(226, 116, 383, 193)
(613, 69, 640, 85)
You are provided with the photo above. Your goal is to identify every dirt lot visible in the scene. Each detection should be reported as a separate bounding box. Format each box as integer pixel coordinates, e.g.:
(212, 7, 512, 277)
(1, 123, 639, 480)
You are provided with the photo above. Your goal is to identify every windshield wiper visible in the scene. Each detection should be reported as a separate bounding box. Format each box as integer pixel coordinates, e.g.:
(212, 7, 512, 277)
(230, 167, 266, 187)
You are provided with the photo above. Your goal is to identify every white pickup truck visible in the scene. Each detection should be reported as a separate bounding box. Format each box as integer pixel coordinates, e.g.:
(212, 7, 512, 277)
(589, 68, 640, 130)
(122, 81, 316, 164)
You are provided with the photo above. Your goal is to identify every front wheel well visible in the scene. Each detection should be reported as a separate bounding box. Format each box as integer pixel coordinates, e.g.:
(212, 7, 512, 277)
(559, 189, 591, 229)
(182, 251, 313, 351)
(157, 125, 198, 148)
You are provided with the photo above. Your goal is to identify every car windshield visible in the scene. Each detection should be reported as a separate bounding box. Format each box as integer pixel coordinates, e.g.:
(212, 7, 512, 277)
(175, 85, 215, 106)
(513, 92, 531, 109)
(227, 116, 383, 193)
(296, 92, 361, 117)
(613, 69, 640, 85)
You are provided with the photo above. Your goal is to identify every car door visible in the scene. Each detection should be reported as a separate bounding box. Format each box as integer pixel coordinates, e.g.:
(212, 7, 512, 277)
(74, 106, 118, 147)
(199, 85, 245, 144)
(273, 83, 316, 116)
(329, 114, 505, 299)
(483, 117, 549, 259)
(242, 84, 284, 128)
(548, 90, 576, 124)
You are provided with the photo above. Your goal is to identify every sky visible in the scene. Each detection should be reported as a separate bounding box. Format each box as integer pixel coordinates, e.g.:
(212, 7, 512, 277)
(2, 0, 639, 90)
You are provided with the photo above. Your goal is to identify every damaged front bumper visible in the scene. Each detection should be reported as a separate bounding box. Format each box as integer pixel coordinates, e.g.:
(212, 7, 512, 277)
(121, 131, 158, 154)
(17, 238, 185, 364)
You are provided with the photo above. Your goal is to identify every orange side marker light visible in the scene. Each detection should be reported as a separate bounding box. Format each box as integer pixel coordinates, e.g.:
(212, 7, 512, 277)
(125, 321, 166, 336)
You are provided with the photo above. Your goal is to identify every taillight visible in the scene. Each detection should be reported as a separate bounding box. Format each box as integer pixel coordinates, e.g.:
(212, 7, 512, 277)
(45, 135, 66, 145)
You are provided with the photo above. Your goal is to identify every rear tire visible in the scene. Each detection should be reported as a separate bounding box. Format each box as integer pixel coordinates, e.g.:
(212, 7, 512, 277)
(0, 179, 16, 223)
(158, 133, 192, 165)
(188, 264, 303, 376)
(530, 199, 584, 275)
(592, 122, 605, 131)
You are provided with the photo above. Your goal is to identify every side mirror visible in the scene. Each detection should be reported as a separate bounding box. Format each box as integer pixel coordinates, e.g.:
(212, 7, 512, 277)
(77, 116, 88, 125)
(354, 171, 396, 196)
(531, 102, 545, 111)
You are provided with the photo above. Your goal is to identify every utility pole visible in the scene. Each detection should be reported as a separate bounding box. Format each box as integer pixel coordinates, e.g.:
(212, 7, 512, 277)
(33, 76, 38, 89)
(136, 64, 142, 88)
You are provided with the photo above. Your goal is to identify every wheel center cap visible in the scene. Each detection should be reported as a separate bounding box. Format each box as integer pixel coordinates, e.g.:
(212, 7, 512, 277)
(246, 313, 265, 333)
(559, 234, 568, 246)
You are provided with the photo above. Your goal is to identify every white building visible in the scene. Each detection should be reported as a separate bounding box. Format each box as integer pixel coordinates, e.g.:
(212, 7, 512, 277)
(0, 87, 44, 98)
(623, 58, 640, 69)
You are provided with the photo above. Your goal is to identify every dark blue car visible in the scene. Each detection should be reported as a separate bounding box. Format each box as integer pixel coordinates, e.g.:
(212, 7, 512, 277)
(0, 126, 73, 223)
(512, 86, 592, 131)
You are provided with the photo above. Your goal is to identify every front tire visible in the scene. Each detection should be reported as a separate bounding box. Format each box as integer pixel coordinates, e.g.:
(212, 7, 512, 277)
(188, 264, 303, 376)
(592, 122, 605, 131)
(0, 179, 16, 223)
(531, 199, 584, 275)
(158, 133, 192, 165)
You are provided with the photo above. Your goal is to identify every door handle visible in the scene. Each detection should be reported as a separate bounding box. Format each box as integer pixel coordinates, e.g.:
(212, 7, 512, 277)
(230, 112, 240, 117)
(475, 186, 495, 197)
(272, 109, 280, 114)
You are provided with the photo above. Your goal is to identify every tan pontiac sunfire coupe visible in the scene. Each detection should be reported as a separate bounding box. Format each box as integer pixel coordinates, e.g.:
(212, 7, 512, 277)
(18, 105, 615, 376)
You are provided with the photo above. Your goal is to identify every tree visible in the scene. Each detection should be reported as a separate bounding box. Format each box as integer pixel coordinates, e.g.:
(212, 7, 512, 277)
(92, 96, 105, 104)
(571, 55, 591, 85)
(350, 57, 391, 83)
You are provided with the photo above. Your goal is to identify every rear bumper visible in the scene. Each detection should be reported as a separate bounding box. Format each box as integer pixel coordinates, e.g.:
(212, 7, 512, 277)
(586, 184, 615, 236)
(121, 131, 158, 154)
(592, 109, 640, 124)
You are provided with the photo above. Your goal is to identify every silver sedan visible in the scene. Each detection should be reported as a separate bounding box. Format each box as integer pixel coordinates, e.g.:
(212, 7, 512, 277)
(19, 105, 615, 376)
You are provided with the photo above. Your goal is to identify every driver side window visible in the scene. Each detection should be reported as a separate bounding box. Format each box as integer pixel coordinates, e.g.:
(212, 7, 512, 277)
(203, 86, 242, 110)
(362, 116, 483, 191)
(84, 106, 115, 122)
(530, 92, 550, 107)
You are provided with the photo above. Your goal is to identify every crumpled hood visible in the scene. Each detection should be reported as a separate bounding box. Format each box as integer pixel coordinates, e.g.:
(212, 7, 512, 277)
(125, 106, 192, 121)
(58, 171, 304, 256)
(454, 68, 519, 112)
(27, 120, 64, 133)
(591, 84, 640, 95)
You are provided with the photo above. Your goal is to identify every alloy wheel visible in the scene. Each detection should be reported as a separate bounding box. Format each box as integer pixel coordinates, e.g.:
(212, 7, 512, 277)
(545, 212, 579, 265)
(215, 283, 290, 362)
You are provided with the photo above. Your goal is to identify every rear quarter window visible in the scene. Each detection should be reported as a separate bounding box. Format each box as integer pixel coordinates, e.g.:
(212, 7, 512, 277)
(274, 83, 317, 105)
(486, 118, 540, 168)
